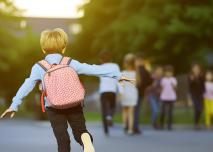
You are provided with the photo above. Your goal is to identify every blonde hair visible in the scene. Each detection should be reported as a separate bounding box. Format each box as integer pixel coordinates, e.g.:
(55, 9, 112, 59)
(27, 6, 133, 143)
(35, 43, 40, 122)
(40, 28, 68, 53)
(123, 53, 135, 70)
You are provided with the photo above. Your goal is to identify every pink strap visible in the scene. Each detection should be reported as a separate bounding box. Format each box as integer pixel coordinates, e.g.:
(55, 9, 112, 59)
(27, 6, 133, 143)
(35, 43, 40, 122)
(38, 60, 51, 71)
(60, 57, 72, 65)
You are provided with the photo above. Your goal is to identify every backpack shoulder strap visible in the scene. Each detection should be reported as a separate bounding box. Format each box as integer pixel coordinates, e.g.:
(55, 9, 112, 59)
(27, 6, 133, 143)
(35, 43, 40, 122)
(37, 60, 51, 72)
(60, 57, 72, 65)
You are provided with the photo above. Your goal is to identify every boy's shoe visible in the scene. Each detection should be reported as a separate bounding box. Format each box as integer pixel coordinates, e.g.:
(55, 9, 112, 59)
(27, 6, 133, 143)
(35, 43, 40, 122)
(84, 144, 95, 152)
(106, 116, 113, 127)
(81, 133, 95, 152)
(107, 119, 113, 127)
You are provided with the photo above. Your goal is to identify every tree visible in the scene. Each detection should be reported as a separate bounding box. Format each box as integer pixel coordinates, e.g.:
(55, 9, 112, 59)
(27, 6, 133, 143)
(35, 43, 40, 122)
(0, 0, 41, 103)
(73, 0, 213, 72)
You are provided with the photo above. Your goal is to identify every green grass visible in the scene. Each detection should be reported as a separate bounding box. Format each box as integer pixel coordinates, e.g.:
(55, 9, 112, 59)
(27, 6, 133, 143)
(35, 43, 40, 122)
(0, 105, 204, 125)
(84, 107, 203, 125)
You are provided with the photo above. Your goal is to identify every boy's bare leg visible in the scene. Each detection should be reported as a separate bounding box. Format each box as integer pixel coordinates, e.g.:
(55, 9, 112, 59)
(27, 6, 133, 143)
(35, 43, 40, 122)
(81, 133, 95, 152)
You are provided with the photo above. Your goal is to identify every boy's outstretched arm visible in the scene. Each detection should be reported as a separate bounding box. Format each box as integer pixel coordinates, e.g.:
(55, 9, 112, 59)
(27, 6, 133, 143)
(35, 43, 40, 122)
(1, 64, 40, 118)
(71, 60, 121, 79)
(70, 60, 135, 83)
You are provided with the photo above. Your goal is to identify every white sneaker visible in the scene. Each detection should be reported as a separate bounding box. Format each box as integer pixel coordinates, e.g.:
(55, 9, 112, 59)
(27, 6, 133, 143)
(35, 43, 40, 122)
(82, 133, 95, 152)
(84, 144, 95, 152)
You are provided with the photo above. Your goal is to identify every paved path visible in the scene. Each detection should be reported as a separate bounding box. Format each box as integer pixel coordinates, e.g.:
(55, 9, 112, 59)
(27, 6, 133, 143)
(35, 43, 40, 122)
(0, 120, 212, 152)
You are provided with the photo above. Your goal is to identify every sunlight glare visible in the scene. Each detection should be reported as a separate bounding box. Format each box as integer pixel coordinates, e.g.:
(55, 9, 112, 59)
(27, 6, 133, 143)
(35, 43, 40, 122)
(13, 0, 86, 18)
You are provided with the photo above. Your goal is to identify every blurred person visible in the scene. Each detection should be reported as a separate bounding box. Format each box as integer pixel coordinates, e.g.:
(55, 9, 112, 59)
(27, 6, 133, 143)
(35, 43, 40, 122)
(159, 65, 177, 130)
(99, 50, 121, 135)
(204, 70, 213, 129)
(188, 63, 205, 129)
(120, 54, 138, 135)
(134, 53, 153, 134)
(146, 66, 163, 129)
(1, 28, 133, 152)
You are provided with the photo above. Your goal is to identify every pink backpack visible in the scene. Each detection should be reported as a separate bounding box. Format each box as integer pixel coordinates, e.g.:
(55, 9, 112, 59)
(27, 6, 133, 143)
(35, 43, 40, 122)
(38, 57, 85, 112)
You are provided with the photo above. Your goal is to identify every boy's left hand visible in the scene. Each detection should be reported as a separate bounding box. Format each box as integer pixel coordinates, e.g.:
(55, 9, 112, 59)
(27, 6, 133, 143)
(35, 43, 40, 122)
(1, 108, 16, 119)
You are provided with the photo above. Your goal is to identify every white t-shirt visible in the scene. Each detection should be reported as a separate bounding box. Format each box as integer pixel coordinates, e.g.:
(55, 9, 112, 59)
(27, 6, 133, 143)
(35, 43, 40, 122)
(99, 63, 120, 93)
(160, 77, 177, 101)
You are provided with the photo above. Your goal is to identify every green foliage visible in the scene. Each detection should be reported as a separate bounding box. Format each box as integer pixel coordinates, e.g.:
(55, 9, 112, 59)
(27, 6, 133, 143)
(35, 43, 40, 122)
(73, 0, 213, 72)
(0, 0, 41, 103)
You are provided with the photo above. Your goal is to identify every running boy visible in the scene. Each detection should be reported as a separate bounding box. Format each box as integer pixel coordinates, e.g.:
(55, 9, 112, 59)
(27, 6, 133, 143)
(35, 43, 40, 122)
(1, 28, 133, 152)
(99, 50, 120, 135)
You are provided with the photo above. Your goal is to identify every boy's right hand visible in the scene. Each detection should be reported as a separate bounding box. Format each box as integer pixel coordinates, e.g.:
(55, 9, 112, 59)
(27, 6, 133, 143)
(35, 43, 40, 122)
(119, 76, 136, 85)
(1, 108, 16, 119)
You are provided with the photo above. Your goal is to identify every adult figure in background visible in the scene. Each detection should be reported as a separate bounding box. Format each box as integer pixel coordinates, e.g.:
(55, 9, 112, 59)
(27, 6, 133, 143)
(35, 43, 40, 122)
(188, 63, 205, 129)
(134, 53, 153, 134)
(146, 66, 163, 129)
(99, 50, 120, 135)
